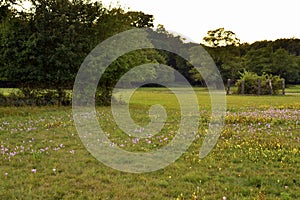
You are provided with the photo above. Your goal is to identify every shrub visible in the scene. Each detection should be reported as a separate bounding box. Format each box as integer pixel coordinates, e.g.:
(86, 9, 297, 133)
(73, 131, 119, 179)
(0, 89, 72, 106)
(236, 71, 283, 95)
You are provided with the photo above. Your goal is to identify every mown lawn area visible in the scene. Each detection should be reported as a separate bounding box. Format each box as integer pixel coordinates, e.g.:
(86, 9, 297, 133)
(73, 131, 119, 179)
(0, 88, 299, 199)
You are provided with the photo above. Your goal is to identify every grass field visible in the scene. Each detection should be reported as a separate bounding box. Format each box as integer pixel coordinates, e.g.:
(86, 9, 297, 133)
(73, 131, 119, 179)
(285, 85, 300, 93)
(0, 88, 299, 199)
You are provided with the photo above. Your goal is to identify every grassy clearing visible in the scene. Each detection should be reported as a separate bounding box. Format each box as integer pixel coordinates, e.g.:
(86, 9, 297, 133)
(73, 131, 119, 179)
(0, 88, 299, 199)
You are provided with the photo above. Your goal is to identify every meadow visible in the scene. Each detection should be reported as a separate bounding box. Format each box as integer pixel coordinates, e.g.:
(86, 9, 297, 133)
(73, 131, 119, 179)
(0, 87, 299, 199)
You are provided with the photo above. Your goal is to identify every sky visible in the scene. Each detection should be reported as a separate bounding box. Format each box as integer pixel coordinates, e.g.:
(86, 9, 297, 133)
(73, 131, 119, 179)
(99, 0, 300, 44)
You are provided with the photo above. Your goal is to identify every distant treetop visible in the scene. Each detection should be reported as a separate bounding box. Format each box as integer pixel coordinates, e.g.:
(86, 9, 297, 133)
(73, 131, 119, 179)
(203, 27, 240, 47)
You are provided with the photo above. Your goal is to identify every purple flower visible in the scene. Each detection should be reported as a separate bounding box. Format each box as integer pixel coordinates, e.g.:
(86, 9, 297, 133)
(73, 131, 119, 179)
(31, 169, 37, 173)
(132, 138, 140, 144)
(9, 152, 17, 157)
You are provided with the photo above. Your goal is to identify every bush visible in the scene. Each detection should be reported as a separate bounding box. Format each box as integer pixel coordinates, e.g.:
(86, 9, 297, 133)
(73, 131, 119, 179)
(236, 71, 283, 95)
(0, 89, 72, 106)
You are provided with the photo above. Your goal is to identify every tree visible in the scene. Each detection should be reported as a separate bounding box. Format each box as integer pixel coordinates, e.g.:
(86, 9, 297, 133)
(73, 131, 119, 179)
(203, 28, 240, 47)
(149, 25, 197, 84)
(272, 48, 299, 83)
(97, 48, 167, 104)
(244, 46, 273, 75)
(0, 0, 156, 105)
(272, 38, 300, 56)
(221, 55, 244, 81)
(244, 46, 300, 83)
(0, 2, 33, 84)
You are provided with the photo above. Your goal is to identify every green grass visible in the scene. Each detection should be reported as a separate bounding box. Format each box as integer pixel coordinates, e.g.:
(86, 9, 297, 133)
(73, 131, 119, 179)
(228, 84, 300, 95)
(286, 85, 300, 93)
(0, 88, 299, 199)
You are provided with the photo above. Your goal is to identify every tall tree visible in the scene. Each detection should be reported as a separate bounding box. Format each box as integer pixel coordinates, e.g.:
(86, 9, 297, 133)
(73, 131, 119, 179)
(244, 46, 273, 75)
(149, 25, 197, 84)
(203, 28, 240, 47)
(272, 48, 299, 83)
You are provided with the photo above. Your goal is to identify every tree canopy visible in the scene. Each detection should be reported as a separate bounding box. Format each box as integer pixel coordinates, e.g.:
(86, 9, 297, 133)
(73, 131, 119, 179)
(203, 28, 241, 47)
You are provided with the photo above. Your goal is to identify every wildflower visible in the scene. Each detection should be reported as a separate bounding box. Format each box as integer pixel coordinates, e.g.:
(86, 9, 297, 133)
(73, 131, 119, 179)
(109, 143, 115, 147)
(9, 152, 17, 157)
(4, 173, 8, 176)
(53, 168, 56, 172)
(222, 196, 227, 200)
(132, 138, 140, 144)
(145, 139, 151, 144)
(53, 147, 60, 151)
(70, 150, 75, 154)
(31, 169, 37, 173)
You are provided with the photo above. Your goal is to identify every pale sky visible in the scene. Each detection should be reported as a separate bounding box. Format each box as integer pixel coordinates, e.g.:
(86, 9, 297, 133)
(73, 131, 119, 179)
(99, 0, 300, 44)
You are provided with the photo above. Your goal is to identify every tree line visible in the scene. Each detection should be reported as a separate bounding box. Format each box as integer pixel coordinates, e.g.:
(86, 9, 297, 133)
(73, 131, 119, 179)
(203, 28, 300, 85)
(1, 0, 300, 105)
